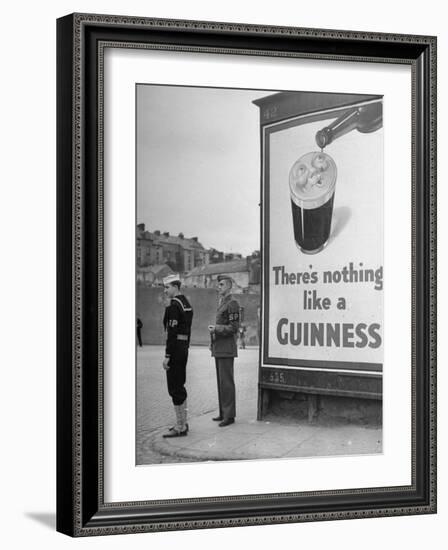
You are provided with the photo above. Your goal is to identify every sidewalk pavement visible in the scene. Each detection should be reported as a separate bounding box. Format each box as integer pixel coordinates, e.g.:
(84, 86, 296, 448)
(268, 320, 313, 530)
(148, 404, 382, 463)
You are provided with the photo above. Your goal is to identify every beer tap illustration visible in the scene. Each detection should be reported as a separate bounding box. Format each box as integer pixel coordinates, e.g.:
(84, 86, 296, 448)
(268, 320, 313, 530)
(315, 102, 383, 149)
(289, 101, 383, 254)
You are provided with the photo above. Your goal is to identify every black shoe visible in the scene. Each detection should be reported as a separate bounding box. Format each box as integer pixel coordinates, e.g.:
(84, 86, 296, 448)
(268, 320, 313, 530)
(218, 418, 235, 427)
(212, 416, 223, 422)
(163, 426, 188, 438)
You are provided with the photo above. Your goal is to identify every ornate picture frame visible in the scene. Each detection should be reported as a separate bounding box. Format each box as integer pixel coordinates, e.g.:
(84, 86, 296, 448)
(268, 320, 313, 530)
(57, 13, 436, 536)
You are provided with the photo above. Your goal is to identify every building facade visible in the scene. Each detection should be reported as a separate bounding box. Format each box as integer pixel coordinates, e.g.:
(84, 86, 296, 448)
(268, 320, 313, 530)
(137, 224, 209, 273)
(136, 224, 260, 292)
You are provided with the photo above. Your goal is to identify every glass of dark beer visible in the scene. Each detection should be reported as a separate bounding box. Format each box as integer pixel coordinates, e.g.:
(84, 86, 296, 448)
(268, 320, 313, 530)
(289, 151, 337, 254)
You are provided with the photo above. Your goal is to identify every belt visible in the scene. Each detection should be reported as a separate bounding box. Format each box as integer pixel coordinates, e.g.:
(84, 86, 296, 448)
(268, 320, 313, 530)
(177, 334, 189, 341)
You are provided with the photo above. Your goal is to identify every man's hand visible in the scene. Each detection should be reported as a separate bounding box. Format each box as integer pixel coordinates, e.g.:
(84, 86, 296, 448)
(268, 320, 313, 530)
(162, 358, 170, 370)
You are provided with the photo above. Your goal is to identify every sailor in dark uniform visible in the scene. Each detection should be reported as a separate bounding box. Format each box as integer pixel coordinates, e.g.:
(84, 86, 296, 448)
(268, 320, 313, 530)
(162, 274, 193, 438)
(208, 275, 240, 427)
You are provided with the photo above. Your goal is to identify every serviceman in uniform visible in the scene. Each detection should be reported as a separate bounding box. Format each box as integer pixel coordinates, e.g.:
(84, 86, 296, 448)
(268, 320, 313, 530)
(208, 275, 240, 427)
(161, 274, 193, 438)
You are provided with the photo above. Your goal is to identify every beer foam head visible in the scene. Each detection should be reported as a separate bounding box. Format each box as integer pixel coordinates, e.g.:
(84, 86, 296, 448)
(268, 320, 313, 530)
(289, 151, 337, 209)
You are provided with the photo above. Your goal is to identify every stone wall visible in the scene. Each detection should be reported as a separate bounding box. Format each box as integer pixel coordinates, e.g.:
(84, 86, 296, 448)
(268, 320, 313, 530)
(137, 287, 260, 346)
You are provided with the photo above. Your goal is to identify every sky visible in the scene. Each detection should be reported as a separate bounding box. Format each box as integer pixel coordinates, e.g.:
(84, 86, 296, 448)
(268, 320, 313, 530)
(136, 85, 268, 256)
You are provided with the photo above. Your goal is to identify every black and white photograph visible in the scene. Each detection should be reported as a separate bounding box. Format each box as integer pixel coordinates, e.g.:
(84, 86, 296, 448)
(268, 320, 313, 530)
(136, 85, 383, 465)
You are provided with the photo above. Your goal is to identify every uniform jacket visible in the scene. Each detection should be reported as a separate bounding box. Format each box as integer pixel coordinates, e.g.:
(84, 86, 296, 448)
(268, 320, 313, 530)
(211, 294, 240, 358)
(163, 295, 193, 358)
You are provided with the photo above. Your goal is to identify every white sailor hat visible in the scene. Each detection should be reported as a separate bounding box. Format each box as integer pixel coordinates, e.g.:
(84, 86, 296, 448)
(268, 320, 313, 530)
(163, 273, 181, 286)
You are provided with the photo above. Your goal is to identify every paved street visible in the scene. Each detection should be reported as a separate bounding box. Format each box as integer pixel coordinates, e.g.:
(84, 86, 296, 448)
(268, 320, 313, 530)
(136, 345, 259, 462)
(136, 345, 382, 465)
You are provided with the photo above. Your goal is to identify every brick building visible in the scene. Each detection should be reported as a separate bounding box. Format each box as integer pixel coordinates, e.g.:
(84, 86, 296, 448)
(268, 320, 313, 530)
(136, 223, 210, 273)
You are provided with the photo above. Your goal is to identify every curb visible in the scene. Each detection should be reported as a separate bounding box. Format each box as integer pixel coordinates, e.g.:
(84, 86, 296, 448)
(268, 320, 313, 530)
(149, 426, 260, 461)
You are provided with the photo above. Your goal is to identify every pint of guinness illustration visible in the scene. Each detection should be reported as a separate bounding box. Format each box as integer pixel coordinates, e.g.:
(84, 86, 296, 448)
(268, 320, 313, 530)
(289, 151, 337, 254)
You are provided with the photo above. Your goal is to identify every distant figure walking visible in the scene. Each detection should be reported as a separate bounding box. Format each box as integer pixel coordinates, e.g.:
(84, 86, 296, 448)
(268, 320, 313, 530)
(136, 317, 143, 347)
(238, 324, 246, 349)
